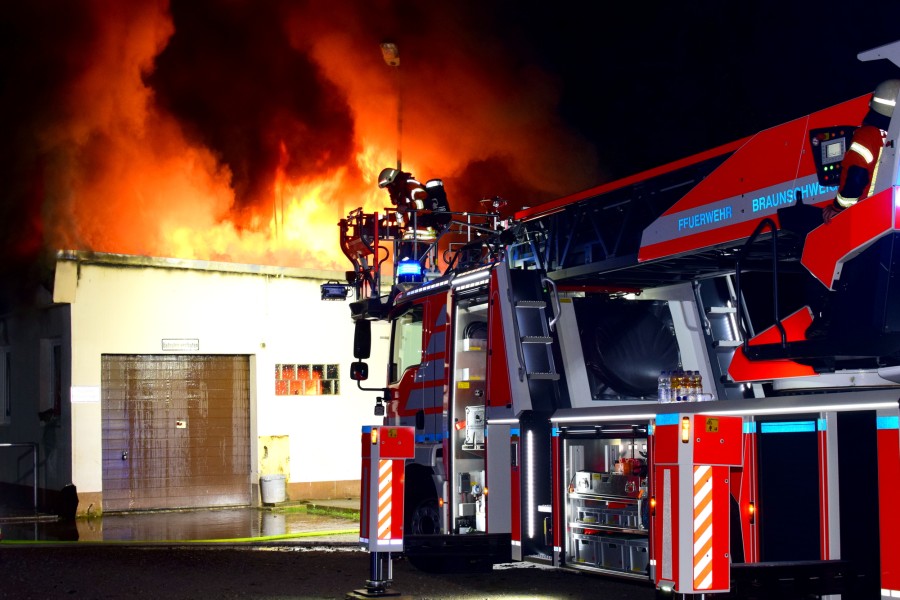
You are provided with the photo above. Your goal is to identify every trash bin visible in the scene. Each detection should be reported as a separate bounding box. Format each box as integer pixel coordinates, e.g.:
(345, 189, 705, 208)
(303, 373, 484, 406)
(260, 474, 287, 504)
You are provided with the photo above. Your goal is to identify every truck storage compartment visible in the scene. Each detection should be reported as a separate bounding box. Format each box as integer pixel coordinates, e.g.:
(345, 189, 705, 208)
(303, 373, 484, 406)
(562, 427, 649, 578)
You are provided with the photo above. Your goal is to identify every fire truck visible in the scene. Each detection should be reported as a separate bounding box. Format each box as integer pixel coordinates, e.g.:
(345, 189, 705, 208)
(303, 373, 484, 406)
(339, 41, 900, 598)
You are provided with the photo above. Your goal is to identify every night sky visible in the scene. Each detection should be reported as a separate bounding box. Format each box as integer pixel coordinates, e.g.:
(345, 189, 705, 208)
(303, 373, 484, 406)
(513, 1, 900, 180)
(3, 0, 900, 300)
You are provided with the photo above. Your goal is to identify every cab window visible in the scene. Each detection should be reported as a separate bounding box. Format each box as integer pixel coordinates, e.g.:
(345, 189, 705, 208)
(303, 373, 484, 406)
(390, 305, 423, 383)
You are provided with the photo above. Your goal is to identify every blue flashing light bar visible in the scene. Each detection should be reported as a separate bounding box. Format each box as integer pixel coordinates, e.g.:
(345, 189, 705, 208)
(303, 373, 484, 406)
(397, 258, 424, 284)
(397, 259, 423, 276)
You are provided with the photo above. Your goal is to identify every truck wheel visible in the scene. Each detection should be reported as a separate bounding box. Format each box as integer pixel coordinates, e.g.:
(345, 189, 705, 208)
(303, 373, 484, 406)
(408, 497, 440, 535)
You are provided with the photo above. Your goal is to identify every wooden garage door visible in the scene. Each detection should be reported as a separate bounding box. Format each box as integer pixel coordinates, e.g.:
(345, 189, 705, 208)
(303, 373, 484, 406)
(102, 355, 250, 511)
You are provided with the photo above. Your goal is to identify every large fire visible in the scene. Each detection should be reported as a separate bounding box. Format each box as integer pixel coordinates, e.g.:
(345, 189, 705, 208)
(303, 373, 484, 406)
(2, 0, 602, 276)
(166, 145, 393, 268)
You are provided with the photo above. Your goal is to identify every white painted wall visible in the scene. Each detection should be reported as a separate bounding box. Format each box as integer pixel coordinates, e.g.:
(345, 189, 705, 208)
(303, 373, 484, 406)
(60, 255, 388, 497)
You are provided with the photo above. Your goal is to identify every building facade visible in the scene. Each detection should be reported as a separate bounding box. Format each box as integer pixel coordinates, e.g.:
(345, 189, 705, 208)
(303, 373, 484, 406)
(0, 251, 388, 515)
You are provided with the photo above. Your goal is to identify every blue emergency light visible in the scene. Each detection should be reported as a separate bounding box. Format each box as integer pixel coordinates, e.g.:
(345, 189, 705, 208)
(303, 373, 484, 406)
(397, 258, 424, 283)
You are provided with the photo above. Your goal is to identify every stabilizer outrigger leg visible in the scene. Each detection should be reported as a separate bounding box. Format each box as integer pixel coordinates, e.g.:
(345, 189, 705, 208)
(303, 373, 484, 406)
(346, 551, 403, 599)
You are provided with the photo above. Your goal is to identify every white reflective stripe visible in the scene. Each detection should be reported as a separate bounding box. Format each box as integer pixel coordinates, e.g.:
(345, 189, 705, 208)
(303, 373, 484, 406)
(868, 152, 883, 198)
(873, 95, 896, 108)
(425, 179, 443, 188)
(835, 193, 858, 208)
(849, 141, 875, 164)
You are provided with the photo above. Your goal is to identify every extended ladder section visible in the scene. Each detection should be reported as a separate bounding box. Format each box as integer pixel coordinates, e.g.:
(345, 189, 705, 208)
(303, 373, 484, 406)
(512, 149, 736, 289)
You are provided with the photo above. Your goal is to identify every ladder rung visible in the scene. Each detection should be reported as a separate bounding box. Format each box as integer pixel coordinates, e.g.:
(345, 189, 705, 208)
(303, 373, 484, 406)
(516, 300, 547, 308)
(521, 336, 553, 344)
(707, 306, 737, 315)
(527, 372, 561, 381)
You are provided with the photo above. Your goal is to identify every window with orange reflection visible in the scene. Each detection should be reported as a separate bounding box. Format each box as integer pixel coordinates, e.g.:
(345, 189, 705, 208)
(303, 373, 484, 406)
(275, 363, 339, 396)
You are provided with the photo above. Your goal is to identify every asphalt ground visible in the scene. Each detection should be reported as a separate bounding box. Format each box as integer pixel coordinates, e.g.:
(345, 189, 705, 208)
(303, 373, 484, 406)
(0, 544, 657, 600)
(0, 501, 656, 599)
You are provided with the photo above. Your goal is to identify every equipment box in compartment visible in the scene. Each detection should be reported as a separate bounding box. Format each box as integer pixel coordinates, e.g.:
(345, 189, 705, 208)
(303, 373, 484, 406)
(576, 508, 602, 524)
(600, 537, 626, 570)
(603, 509, 623, 527)
(620, 507, 640, 528)
(571, 533, 599, 565)
(626, 537, 649, 573)
(602, 507, 639, 528)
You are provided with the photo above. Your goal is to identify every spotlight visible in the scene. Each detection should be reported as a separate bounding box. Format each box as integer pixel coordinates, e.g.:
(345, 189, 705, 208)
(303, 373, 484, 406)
(321, 281, 351, 301)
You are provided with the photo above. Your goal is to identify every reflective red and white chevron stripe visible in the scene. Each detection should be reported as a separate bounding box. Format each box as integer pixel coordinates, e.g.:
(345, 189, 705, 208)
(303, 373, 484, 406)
(693, 465, 713, 590)
(377, 459, 392, 540)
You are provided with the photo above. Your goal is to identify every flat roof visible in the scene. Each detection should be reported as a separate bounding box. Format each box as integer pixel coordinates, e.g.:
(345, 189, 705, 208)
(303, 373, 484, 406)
(56, 249, 346, 281)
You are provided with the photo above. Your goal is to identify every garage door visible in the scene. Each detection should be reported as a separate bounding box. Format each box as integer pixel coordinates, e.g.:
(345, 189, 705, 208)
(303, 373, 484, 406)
(101, 355, 251, 511)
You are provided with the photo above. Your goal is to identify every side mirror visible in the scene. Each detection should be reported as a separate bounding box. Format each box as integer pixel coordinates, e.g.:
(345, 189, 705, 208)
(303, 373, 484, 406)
(353, 320, 371, 360)
(350, 361, 369, 381)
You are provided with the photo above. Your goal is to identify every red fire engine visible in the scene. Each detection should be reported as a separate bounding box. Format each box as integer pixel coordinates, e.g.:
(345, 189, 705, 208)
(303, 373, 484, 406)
(338, 40, 900, 598)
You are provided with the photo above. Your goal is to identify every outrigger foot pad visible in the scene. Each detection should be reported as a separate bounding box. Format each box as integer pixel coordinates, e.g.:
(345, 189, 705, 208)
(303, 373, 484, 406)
(346, 589, 405, 599)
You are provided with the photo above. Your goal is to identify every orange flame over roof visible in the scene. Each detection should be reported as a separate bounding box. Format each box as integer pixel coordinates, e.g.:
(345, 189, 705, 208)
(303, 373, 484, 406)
(5, 0, 602, 274)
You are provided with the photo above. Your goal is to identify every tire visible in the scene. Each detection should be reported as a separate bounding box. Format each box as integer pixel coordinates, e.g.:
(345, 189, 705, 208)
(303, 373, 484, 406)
(403, 464, 439, 535)
(407, 497, 440, 535)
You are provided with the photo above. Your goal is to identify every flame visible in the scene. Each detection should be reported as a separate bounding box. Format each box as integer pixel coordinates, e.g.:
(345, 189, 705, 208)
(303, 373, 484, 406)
(162, 143, 400, 269)
(275, 363, 325, 395)
(297, 366, 322, 396)
(4, 1, 603, 277)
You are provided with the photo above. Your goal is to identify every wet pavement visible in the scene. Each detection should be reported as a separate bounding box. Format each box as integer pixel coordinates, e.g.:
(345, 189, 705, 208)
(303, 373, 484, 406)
(0, 500, 658, 599)
(0, 500, 360, 544)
